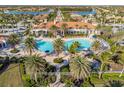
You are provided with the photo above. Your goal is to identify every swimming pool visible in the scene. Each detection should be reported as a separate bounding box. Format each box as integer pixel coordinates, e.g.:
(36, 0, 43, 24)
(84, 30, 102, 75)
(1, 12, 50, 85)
(36, 39, 92, 54)
(65, 39, 92, 51)
(36, 40, 54, 53)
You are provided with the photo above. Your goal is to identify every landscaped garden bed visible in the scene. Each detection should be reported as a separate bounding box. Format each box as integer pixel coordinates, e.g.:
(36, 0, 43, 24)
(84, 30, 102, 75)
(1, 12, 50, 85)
(10, 48, 20, 53)
(53, 58, 64, 64)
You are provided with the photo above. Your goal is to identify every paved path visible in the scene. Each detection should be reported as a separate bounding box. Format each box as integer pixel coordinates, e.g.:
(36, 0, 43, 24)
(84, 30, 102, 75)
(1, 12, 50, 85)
(49, 60, 69, 87)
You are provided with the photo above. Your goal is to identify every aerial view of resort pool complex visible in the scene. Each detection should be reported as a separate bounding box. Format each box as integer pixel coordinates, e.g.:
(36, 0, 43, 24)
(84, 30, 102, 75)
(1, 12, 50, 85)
(0, 6, 124, 87)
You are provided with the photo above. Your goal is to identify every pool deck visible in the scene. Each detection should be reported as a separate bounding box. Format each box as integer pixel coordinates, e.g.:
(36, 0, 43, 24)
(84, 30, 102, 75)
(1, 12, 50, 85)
(36, 36, 94, 42)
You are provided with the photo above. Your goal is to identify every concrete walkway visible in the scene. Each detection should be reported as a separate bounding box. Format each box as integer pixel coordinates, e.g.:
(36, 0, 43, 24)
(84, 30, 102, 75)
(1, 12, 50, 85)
(48, 59, 69, 87)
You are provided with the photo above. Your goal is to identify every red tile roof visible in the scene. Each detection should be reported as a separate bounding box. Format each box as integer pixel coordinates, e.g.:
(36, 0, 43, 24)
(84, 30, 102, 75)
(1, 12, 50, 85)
(33, 21, 96, 29)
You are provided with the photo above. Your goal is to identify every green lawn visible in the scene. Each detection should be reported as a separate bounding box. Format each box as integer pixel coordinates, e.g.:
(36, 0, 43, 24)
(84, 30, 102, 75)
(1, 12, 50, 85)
(0, 64, 23, 87)
(83, 73, 124, 87)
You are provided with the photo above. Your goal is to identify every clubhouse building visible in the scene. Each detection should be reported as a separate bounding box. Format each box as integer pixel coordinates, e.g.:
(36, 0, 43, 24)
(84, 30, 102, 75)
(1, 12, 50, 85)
(31, 10, 100, 36)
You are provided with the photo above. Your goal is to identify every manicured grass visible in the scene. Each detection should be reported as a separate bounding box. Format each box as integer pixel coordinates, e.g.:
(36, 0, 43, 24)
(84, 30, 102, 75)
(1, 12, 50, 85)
(103, 73, 124, 81)
(89, 73, 124, 87)
(0, 64, 23, 87)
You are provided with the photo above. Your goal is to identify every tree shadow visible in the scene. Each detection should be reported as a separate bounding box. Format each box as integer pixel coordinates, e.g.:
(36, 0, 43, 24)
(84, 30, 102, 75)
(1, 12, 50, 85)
(0, 56, 22, 75)
(0, 63, 10, 74)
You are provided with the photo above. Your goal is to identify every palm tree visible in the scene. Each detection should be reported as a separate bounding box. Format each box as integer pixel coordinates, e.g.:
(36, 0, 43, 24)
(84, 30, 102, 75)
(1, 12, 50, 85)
(53, 38, 64, 56)
(8, 33, 20, 50)
(119, 52, 124, 77)
(104, 80, 124, 87)
(111, 54, 120, 64)
(23, 28, 32, 36)
(98, 52, 111, 79)
(50, 25, 58, 37)
(68, 45, 76, 55)
(68, 41, 81, 55)
(24, 36, 36, 55)
(73, 41, 81, 49)
(100, 12, 107, 26)
(24, 54, 47, 82)
(69, 56, 90, 80)
(91, 40, 101, 51)
(61, 23, 68, 37)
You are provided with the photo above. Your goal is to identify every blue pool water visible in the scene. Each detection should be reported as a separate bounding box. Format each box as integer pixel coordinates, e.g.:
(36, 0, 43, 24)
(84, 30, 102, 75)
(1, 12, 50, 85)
(36, 40, 54, 53)
(36, 39, 92, 53)
(72, 10, 96, 16)
(65, 39, 92, 51)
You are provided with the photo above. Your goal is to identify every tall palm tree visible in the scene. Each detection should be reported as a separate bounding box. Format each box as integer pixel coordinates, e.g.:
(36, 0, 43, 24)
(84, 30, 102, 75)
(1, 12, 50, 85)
(73, 41, 81, 49)
(68, 44, 76, 55)
(61, 23, 68, 37)
(98, 52, 111, 79)
(24, 36, 36, 55)
(24, 54, 47, 82)
(69, 56, 90, 80)
(50, 25, 58, 37)
(53, 38, 64, 56)
(8, 33, 20, 50)
(68, 41, 81, 55)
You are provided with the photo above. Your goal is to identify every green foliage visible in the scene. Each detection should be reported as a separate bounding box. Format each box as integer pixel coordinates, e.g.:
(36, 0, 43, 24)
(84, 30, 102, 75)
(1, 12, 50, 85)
(46, 31, 54, 38)
(48, 13, 56, 21)
(68, 45, 76, 54)
(8, 33, 20, 48)
(61, 75, 74, 87)
(97, 26, 112, 31)
(10, 48, 19, 53)
(88, 73, 124, 87)
(104, 80, 124, 87)
(92, 41, 101, 51)
(53, 38, 64, 55)
(37, 75, 56, 86)
(23, 74, 56, 87)
(69, 56, 90, 80)
(68, 41, 81, 54)
(60, 7, 92, 11)
(81, 80, 93, 87)
(23, 28, 32, 36)
(60, 65, 69, 72)
(10, 56, 19, 63)
(0, 64, 3, 69)
(103, 73, 124, 80)
(24, 36, 36, 55)
(63, 12, 73, 21)
(19, 54, 56, 87)
(23, 78, 36, 87)
(53, 58, 63, 64)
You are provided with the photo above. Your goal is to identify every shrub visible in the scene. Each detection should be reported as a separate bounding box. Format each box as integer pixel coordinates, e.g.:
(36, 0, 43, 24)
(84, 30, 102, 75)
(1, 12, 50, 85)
(10, 48, 19, 53)
(81, 80, 92, 87)
(53, 58, 63, 64)
(10, 56, 18, 63)
(60, 65, 69, 72)
(61, 75, 74, 87)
